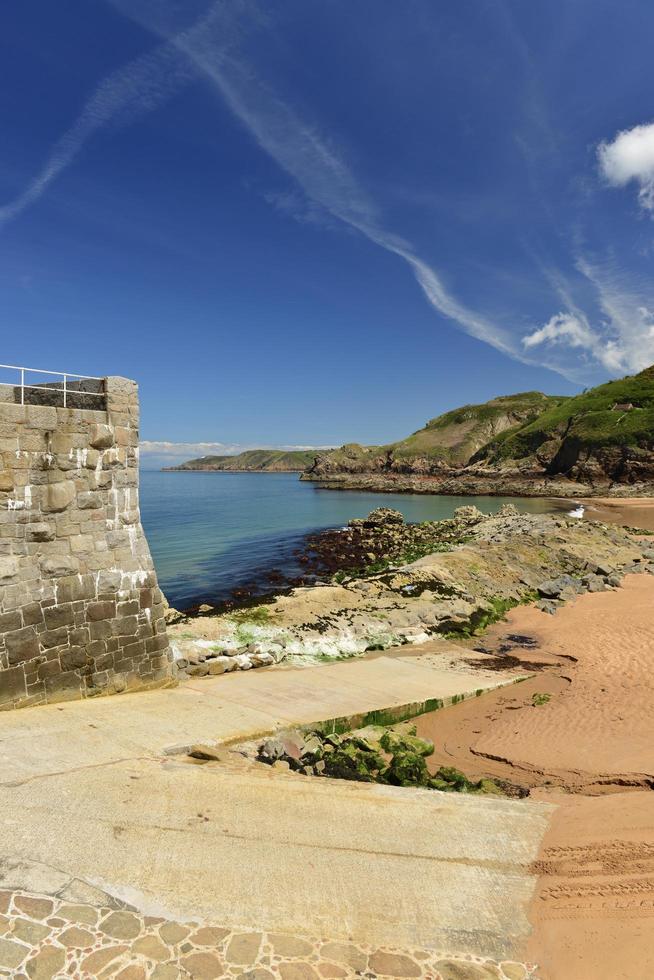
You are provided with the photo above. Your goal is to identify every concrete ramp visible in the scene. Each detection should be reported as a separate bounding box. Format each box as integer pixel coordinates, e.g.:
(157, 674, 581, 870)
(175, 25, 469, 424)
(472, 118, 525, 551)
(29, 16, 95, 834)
(0, 653, 520, 783)
(0, 755, 551, 961)
(0, 653, 550, 976)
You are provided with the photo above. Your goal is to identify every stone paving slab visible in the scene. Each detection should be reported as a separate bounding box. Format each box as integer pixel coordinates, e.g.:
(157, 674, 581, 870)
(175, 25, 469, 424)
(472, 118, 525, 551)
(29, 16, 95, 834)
(0, 886, 537, 978)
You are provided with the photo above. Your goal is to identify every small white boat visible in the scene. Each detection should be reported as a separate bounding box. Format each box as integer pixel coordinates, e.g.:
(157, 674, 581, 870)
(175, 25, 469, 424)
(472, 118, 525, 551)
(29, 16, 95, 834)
(568, 503, 585, 519)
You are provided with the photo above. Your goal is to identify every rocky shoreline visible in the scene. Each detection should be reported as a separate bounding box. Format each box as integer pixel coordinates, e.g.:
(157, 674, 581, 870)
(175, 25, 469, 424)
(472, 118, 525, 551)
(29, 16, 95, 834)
(301, 470, 654, 498)
(167, 505, 654, 677)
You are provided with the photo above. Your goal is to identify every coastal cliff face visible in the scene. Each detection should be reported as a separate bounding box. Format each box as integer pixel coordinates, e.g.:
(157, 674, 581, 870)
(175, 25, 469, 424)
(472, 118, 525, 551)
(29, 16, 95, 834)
(303, 367, 654, 496)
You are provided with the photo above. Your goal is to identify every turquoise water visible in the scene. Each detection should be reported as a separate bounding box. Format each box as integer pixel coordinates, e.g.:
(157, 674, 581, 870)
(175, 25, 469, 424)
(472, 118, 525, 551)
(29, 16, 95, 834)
(140, 470, 562, 609)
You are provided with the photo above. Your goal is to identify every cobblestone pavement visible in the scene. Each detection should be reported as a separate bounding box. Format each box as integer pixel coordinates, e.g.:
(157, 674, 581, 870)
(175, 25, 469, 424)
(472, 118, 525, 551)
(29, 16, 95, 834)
(0, 889, 536, 979)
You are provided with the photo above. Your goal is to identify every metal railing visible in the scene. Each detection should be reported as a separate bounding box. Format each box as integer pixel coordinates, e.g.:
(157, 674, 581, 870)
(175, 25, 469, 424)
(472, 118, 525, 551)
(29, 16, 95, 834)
(0, 364, 107, 410)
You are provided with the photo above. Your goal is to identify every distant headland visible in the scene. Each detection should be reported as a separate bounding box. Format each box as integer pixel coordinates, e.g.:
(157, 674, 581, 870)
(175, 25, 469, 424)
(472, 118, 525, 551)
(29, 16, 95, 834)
(166, 366, 654, 497)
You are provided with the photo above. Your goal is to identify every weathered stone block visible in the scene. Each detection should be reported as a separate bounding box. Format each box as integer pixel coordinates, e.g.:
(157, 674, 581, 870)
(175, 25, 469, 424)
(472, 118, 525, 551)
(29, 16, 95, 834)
(0, 611, 22, 633)
(44, 481, 76, 513)
(25, 523, 55, 542)
(87, 601, 116, 621)
(0, 557, 18, 583)
(90, 620, 112, 640)
(41, 628, 69, 649)
(77, 491, 102, 509)
(89, 424, 115, 450)
(40, 556, 79, 577)
(44, 671, 83, 701)
(22, 602, 44, 626)
(61, 647, 88, 670)
(44, 604, 75, 631)
(5, 627, 40, 665)
(0, 665, 27, 705)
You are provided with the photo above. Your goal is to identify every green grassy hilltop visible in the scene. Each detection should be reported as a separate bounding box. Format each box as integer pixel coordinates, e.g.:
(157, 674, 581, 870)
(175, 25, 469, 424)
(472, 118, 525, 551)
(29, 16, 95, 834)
(476, 366, 654, 464)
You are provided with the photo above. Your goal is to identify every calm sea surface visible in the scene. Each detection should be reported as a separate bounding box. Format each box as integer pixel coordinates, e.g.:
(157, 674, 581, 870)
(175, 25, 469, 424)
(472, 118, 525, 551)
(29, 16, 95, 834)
(140, 470, 563, 610)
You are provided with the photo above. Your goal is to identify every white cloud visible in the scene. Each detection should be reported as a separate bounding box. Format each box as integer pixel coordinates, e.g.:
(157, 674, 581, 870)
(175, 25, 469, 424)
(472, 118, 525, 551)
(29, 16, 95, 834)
(522, 254, 654, 377)
(576, 256, 654, 371)
(522, 310, 626, 374)
(598, 122, 654, 212)
(523, 312, 596, 350)
(109, 0, 527, 367)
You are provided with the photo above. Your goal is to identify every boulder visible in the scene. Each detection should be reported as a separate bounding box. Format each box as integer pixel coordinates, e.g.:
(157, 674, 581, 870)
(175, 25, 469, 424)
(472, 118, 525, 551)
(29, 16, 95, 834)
(350, 507, 404, 528)
(210, 656, 238, 674)
(189, 744, 226, 761)
(453, 505, 484, 522)
(260, 732, 306, 762)
(322, 744, 385, 782)
(385, 751, 430, 787)
(535, 599, 559, 615)
(536, 574, 582, 599)
(379, 730, 434, 757)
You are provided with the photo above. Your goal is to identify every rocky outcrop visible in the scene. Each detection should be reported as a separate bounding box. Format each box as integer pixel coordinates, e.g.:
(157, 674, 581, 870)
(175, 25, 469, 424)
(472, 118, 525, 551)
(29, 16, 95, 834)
(252, 723, 502, 794)
(168, 507, 652, 666)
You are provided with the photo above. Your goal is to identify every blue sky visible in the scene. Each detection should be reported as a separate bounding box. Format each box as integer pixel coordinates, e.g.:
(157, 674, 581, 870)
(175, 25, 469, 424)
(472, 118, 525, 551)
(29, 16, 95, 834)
(3, 1, 654, 467)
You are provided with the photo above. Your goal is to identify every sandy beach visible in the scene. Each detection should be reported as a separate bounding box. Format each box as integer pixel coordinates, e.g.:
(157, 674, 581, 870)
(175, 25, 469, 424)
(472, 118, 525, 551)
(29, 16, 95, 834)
(579, 496, 654, 531)
(413, 559, 654, 979)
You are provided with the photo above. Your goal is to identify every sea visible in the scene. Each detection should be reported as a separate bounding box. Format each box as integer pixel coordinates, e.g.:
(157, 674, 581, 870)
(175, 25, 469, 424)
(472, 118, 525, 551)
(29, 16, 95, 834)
(140, 470, 564, 610)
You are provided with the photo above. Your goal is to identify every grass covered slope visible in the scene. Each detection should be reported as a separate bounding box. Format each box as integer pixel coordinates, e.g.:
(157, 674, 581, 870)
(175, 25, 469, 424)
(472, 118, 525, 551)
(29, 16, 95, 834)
(392, 391, 566, 465)
(305, 366, 654, 493)
(476, 366, 654, 472)
(165, 449, 318, 472)
(306, 392, 565, 477)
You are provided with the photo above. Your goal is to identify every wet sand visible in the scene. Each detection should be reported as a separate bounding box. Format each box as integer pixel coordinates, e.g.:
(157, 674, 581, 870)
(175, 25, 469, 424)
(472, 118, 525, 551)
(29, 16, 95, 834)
(414, 574, 654, 978)
(578, 496, 654, 531)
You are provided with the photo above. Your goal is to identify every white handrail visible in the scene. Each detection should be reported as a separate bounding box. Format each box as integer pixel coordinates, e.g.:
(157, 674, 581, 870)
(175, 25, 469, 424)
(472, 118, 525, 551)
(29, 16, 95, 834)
(0, 364, 106, 409)
(0, 363, 104, 380)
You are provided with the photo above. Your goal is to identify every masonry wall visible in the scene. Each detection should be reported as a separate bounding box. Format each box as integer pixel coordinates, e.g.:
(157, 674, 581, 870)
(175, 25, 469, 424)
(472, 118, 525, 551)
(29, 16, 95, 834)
(0, 377, 174, 709)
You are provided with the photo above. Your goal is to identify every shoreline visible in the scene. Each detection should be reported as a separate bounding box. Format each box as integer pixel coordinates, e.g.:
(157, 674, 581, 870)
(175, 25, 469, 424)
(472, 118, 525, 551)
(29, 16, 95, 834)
(166, 503, 653, 680)
(169, 496, 654, 615)
(302, 472, 654, 500)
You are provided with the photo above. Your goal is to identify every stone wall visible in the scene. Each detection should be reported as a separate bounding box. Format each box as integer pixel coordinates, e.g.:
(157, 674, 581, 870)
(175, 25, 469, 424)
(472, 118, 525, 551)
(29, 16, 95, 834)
(0, 376, 174, 709)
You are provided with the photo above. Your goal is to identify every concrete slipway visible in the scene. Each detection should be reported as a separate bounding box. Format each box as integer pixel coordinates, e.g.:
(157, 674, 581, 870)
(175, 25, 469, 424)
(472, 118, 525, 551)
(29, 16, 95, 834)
(0, 653, 552, 977)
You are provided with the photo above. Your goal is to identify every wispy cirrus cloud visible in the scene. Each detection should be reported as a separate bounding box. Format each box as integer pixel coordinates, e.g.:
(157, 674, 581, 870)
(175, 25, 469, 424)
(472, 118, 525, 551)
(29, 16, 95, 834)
(114, 0, 528, 364)
(522, 310, 625, 373)
(521, 251, 654, 376)
(6, 0, 530, 372)
(0, 39, 196, 229)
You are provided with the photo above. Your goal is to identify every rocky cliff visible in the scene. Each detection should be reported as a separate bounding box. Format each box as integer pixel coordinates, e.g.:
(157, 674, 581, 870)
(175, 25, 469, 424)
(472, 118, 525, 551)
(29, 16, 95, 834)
(303, 368, 654, 497)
